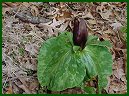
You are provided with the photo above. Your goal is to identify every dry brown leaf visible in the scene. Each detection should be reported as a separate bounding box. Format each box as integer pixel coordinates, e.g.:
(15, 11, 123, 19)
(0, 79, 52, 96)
(45, 7, 59, 16)
(113, 58, 125, 79)
(56, 11, 72, 20)
(103, 29, 113, 34)
(18, 78, 32, 94)
(58, 21, 69, 32)
(113, 69, 124, 80)
(3, 2, 21, 7)
(2, 7, 12, 15)
(22, 60, 37, 71)
(48, 27, 54, 36)
(82, 12, 95, 19)
(22, 2, 31, 8)
(29, 24, 36, 30)
(5, 86, 13, 94)
(30, 5, 39, 16)
(29, 79, 39, 94)
(96, 5, 112, 20)
(112, 82, 127, 93)
(25, 44, 38, 55)
(51, 18, 65, 28)
(110, 20, 122, 30)
(40, 18, 68, 36)
(100, 11, 112, 20)
(19, 85, 32, 94)
(12, 82, 23, 94)
(87, 19, 96, 25)
(120, 75, 126, 82)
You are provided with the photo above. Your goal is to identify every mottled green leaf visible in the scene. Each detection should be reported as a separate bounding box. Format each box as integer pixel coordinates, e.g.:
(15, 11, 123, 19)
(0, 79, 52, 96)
(38, 32, 86, 91)
(87, 35, 112, 48)
(84, 86, 96, 94)
(83, 45, 113, 93)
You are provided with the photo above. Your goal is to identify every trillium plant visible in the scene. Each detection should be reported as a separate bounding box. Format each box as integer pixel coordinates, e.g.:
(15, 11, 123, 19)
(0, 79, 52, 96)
(37, 18, 113, 94)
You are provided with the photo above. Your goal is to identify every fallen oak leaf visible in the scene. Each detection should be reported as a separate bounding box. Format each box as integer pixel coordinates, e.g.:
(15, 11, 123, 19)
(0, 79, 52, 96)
(3, 2, 21, 7)
(18, 77, 32, 94)
(30, 5, 39, 16)
(5, 86, 13, 94)
(18, 85, 32, 94)
(50, 18, 65, 28)
(57, 21, 69, 32)
(96, 5, 112, 20)
(110, 20, 122, 31)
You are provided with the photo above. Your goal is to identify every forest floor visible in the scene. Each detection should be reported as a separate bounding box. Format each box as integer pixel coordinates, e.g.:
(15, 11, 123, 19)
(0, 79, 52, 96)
(2, 2, 127, 94)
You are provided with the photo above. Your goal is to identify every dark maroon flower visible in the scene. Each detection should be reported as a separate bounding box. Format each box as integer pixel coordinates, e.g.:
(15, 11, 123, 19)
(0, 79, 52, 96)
(73, 18, 88, 49)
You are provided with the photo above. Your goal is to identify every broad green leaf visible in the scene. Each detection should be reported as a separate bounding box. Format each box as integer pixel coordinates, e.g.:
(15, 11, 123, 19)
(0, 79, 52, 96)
(78, 82, 96, 94)
(87, 35, 112, 48)
(83, 45, 113, 93)
(38, 32, 113, 93)
(84, 86, 96, 94)
(38, 32, 86, 91)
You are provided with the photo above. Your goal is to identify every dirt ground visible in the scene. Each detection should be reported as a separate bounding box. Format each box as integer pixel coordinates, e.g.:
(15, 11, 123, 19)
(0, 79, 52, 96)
(2, 2, 127, 94)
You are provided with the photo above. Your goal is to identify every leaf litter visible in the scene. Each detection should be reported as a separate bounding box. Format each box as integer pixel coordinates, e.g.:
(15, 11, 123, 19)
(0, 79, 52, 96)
(2, 2, 127, 94)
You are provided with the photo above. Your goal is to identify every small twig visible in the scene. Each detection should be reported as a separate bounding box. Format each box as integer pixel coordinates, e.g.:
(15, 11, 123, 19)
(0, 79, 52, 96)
(65, 3, 75, 12)
(6, 75, 37, 82)
(7, 5, 52, 24)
